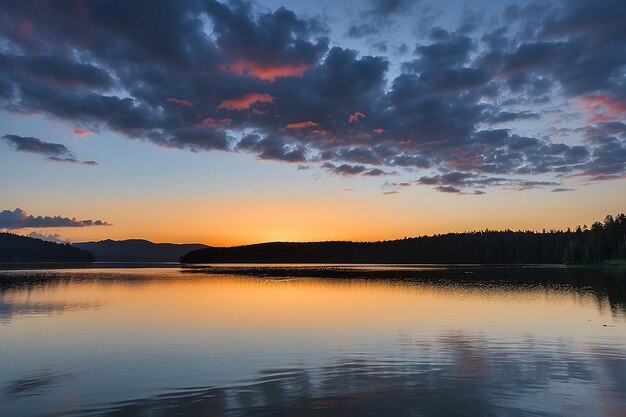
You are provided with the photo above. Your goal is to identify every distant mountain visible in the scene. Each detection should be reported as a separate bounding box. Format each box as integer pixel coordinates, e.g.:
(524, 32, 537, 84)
(73, 239, 208, 262)
(0, 233, 95, 262)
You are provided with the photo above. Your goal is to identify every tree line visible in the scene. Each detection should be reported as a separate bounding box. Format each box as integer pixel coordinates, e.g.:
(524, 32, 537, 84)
(181, 213, 626, 265)
(0, 233, 95, 262)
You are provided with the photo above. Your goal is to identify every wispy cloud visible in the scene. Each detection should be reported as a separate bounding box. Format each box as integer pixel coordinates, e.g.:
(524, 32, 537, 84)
(2, 134, 98, 166)
(3, 134, 71, 157)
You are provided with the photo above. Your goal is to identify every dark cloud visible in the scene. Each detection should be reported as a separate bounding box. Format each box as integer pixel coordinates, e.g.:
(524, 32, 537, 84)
(363, 168, 388, 176)
(457, 7, 484, 34)
(2, 134, 70, 157)
(46, 156, 81, 164)
(432, 185, 487, 195)
(0, 54, 114, 90)
(0, 0, 625, 191)
(45, 156, 99, 166)
(413, 33, 474, 67)
(415, 171, 562, 194)
(502, 41, 565, 74)
(578, 134, 626, 180)
(488, 111, 540, 124)
(327, 163, 367, 176)
(237, 134, 306, 162)
(396, 43, 409, 55)
(322, 162, 390, 177)
(361, 0, 416, 20)
(540, 0, 626, 47)
(498, 1, 626, 98)
(205, 0, 328, 80)
(2, 134, 98, 165)
(304, 47, 388, 100)
(336, 147, 382, 165)
(435, 185, 462, 194)
(346, 24, 379, 39)
(371, 41, 388, 54)
(504, 3, 552, 24)
(0, 208, 111, 229)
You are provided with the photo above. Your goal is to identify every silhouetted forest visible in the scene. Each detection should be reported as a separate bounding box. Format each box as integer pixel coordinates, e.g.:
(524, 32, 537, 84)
(0, 233, 95, 262)
(180, 213, 626, 265)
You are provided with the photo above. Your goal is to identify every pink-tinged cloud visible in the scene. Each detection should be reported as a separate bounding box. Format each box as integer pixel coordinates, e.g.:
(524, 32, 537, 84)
(447, 147, 483, 171)
(223, 59, 311, 81)
(200, 117, 232, 128)
(580, 95, 626, 124)
(217, 93, 274, 111)
(580, 96, 626, 113)
(587, 114, 614, 124)
(372, 128, 386, 134)
(348, 112, 366, 123)
(166, 97, 193, 107)
(285, 121, 319, 130)
(308, 129, 329, 137)
(73, 129, 94, 137)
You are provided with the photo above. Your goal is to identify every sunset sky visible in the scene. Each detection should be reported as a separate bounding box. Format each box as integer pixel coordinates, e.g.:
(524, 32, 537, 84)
(1, 0, 625, 245)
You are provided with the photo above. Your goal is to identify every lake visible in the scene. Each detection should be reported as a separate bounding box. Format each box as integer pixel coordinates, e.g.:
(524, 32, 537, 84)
(1, 265, 625, 416)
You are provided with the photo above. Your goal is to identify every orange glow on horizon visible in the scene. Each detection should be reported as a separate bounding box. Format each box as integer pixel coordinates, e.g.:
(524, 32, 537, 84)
(15, 183, 623, 247)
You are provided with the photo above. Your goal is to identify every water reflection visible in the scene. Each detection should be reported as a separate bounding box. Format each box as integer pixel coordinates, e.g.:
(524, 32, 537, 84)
(183, 264, 626, 317)
(0, 266, 624, 417)
(0, 300, 101, 323)
(5, 370, 73, 398)
(2, 265, 625, 318)
(72, 333, 626, 417)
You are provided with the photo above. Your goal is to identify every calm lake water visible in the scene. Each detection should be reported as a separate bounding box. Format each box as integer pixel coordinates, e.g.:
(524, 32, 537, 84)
(1, 265, 625, 417)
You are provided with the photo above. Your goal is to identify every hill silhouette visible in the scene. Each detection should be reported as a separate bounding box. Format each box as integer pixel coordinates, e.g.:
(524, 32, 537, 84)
(73, 239, 207, 262)
(180, 213, 626, 265)
(0, 233, 95, 262)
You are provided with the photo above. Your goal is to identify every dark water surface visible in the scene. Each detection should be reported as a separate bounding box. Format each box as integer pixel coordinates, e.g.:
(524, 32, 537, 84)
(1, 265, 625, 416)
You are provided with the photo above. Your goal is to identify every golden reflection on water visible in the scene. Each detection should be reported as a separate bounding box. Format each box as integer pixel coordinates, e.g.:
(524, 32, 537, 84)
(1, 267, 625, 417)
(1, 269, 621, 337)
